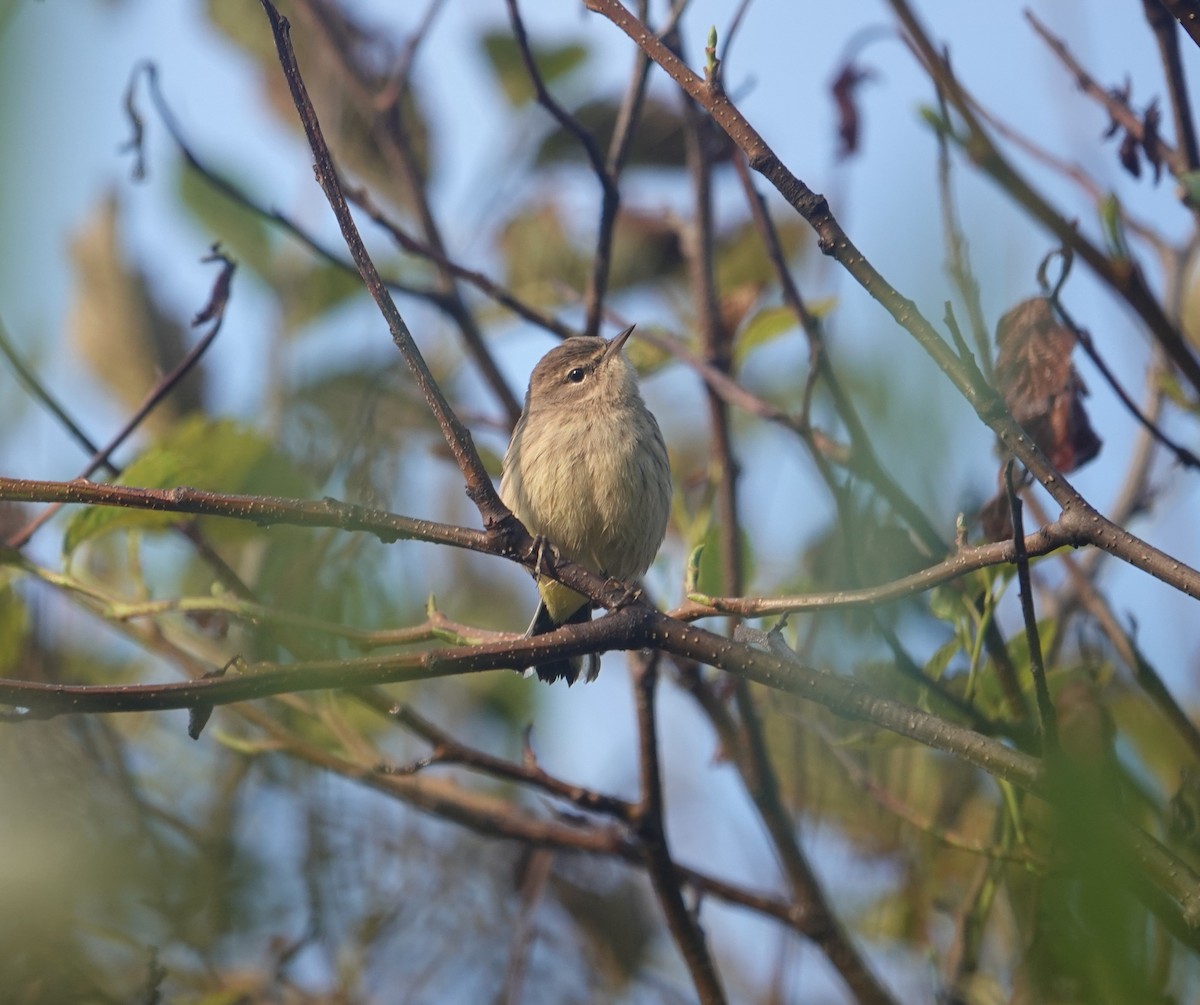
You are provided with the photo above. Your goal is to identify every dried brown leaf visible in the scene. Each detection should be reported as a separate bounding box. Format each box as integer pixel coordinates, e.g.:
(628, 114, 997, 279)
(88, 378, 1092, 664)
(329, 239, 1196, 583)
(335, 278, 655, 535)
(831, 62, 874, 160)
(993, 298, 1101, 473)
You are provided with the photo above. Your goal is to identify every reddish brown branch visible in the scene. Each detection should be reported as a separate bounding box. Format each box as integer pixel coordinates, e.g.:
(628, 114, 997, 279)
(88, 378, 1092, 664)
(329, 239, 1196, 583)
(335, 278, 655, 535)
(1158, 0, 1200, 49)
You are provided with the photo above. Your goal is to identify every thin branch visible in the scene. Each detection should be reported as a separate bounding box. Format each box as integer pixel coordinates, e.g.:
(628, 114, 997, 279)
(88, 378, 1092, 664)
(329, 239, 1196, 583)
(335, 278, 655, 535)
(18, 565, 508, 653)
(583, 0, 1200, 606)
(259, 2, 503, 523)
(632, 655, 729, 1004)
(933, 71, 992, 382)
(245, 692, 816, 933)
(674, 520, 1068, 620)
(1004, 462, 1056, 754)
(0, 476, 490, 551)
(379, 700, 635, 819)
(1143, 0, 1200, 172)
(347, 183, 576, 342)
(587, 0, 652, 337)
(1025, 9, 1186, 178)
(6, 248, 237, 549)
(122, 61, 440, 304)
(288, 0, 523, 425)
(377, 0, 446, 109)
(0, 316, 109, 463)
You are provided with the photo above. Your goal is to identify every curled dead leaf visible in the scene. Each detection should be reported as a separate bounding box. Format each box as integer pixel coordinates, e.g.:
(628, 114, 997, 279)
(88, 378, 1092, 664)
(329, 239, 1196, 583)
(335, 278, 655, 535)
(993, 297, 1101, 474)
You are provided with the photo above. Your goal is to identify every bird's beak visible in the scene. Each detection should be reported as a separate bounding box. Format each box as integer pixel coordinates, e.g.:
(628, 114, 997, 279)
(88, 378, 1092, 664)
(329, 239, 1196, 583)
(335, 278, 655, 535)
(604, 324, 636, 361)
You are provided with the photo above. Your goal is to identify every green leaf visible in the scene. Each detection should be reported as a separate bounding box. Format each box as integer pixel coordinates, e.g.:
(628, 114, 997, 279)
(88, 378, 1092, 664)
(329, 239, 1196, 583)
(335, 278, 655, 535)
(279, 259, 363, 331)
(918, 104, 954, 137)
(691, 521, 755, 599)
(924, 636, 959, 682)
(480, 31, 588, 106)
(536, 97, 689, 169)
(177, 162, 274, 278)
(1179, 170, 1200, 208)
(685, 544, 707, 600)
(1099, 193, 1130, 261)
(714, 217, 810, 290)
(499, 205, 587, 302)
(0, 581, 29, 676)
(733, 303, 834, 369)
(63, 416, 313, 555)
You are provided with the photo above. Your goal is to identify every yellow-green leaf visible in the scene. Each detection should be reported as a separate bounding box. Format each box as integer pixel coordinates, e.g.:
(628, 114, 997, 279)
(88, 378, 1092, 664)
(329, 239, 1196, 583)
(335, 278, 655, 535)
(480, 32, 588, 106)
(734, 305, 796, 368)
(63, 417, 312, 555)
(178, 162, 273, 278)
(0, 582, 29, 676)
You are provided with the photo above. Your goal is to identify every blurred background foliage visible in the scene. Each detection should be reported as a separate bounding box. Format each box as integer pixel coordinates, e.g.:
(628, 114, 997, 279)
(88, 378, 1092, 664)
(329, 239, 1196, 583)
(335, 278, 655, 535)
(2, 0, 1200, 1003)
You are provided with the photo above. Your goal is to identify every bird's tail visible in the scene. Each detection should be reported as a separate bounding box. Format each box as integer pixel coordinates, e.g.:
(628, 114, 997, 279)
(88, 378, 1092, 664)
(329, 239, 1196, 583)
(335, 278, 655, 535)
(526, 602, 597, 685)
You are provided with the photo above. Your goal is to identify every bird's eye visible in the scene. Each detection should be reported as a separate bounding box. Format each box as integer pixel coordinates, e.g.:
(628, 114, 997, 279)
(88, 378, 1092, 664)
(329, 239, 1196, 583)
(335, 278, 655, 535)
(566, 367, 587, 383)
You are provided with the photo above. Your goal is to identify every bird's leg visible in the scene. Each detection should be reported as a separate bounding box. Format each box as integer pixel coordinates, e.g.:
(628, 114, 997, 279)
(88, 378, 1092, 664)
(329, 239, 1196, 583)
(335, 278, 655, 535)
(528, 534, 557, 578)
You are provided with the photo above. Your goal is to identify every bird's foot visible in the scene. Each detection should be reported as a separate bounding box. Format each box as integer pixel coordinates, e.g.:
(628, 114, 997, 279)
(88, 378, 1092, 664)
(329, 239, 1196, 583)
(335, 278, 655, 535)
(606, 579, 642, 610)
(528, 534, 558, 577)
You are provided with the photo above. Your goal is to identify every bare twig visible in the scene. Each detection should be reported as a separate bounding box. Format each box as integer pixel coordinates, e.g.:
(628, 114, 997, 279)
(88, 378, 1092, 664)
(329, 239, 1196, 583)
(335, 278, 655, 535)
(258, 2, 505, 523)
(583, 0, 1200, 606)
(288, 0, 523, 425)
(933, 72, 991, 381)
(632, 655, 729, 1004)
(6, 249, 237, 549)
(377, 0, 446, 108)
(1143, 0, 1200, 172)
(505, 0, 622, 340)
(122, 61, 439, 303)
(1025, 9, 1186, 178)
(1003, 462, 1056, 753)
(0, 317, 110, 464)
(0, 476, 490, 551)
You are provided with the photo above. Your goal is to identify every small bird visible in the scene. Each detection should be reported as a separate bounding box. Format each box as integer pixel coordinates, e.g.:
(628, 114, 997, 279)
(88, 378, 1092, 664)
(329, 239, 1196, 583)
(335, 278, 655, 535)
(500, 326, 671, 684)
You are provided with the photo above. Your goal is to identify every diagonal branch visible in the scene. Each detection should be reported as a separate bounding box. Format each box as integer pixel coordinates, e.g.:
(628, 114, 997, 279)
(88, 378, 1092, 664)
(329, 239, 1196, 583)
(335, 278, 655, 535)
(257, 1, 503, 521)
(1158, 0, 1200, 48)
(581, 0, 1200, 606)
